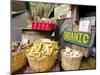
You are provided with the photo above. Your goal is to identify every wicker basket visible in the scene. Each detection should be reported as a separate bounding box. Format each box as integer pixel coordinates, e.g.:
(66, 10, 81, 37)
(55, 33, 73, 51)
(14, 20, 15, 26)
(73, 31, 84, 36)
(11, 50, 27, 73)
(61, 49, 83, 70)
(26, 55, 56, 72)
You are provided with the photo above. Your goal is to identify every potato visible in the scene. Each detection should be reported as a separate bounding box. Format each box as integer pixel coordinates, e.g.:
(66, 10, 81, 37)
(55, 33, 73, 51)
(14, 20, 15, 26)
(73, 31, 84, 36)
(74, 51, 79, 55)
(63, 47, 83, 58)
(65, 47, 71, 53)
(69, 52, 74, 56)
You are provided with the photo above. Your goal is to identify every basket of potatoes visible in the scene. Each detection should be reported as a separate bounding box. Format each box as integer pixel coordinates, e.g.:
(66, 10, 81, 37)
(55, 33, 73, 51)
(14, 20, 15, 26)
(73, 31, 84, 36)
(25, 39, 58, 72)
(61, 47, 83, 71)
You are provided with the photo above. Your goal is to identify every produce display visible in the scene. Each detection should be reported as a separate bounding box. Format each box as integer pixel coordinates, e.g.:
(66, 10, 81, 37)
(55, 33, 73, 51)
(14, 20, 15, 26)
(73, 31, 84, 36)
(40, 17, 57, 24)
(11, 42, 19, 52)
(25, 39, 58, 59)
(11, 39, 29, 52)
(11, 38, 29, 72)
(72, 45, 89, 57)
(61, 47, 83, 70)
(63, 47, 83, 57)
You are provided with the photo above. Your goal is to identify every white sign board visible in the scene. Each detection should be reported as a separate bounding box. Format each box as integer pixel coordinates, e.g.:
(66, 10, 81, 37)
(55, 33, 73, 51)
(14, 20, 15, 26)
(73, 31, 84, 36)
(79, 20, 90, 32)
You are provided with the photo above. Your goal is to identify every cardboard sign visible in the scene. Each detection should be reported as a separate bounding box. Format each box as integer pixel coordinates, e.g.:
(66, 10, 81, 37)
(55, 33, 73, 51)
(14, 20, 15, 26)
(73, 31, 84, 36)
(54, 4, 71, 19)
(80, 16, 96, 26)
(79, 20, 90, 32)
(63, 31, 91, 47)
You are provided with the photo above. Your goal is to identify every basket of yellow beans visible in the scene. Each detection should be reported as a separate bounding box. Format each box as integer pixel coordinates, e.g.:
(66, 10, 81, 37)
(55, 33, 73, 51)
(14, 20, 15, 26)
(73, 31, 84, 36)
(25, 39, 58, 72)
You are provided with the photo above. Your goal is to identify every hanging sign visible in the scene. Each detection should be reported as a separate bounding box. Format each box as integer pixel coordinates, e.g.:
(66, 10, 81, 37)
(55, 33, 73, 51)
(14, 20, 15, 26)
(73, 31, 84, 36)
(54, 4, 71, 19)
(63, 31, 91, 47)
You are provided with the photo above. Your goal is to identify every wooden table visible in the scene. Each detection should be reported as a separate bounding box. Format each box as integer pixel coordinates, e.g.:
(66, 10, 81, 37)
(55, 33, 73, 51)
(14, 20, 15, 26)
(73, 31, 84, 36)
(13, 56, 96, 74)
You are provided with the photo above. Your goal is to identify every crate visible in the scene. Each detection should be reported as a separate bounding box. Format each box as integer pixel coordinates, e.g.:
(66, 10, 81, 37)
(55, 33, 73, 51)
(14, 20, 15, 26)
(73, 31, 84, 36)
(32, 21, 54, 31)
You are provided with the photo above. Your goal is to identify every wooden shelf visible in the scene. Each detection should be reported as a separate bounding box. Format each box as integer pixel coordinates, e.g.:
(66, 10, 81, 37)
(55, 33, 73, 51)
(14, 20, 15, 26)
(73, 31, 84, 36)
(12, 10, 27, 17)
(15, 27, 54, 32)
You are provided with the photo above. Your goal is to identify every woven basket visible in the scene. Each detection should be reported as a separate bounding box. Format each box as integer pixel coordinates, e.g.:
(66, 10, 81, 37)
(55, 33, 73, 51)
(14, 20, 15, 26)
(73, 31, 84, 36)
(11, 50, 27, 73)
(61, 49, 83, 70)
(26, 55, 56, 72)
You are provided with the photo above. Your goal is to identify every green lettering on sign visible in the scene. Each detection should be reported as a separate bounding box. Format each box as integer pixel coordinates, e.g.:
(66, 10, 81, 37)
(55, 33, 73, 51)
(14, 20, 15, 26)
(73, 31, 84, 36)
(78, 33, 83, 43)
(63, 31, 90, 47)
(83, 34, 89, 44)
(73, 32, 78, 42)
